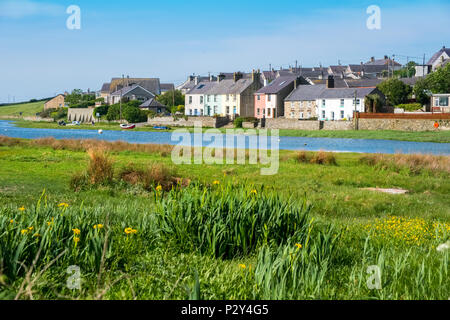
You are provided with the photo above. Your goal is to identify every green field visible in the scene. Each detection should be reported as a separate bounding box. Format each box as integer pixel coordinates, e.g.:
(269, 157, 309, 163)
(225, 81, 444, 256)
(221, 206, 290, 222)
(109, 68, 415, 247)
(12, 120, 450, 143)
(0, 101, 46, 118)
(0, 138, 449, 300)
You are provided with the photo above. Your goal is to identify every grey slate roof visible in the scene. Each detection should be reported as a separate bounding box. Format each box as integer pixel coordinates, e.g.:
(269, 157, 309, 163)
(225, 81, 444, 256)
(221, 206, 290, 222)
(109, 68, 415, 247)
(140, 98, 166, 108)
(427, 47, 450, 65)
(100, 83, 111, 93)
(160, 83, 175, 91)
(205, 78, 254, 95)
(186, 81, 218, 95)
(110, 78, 161, 95)
(286, 84, 378, 101)
(365, 58, 401, 66)
(329, 65, 348, 74)
(256, 76, 298, 94)
(111, 84, 155, 97)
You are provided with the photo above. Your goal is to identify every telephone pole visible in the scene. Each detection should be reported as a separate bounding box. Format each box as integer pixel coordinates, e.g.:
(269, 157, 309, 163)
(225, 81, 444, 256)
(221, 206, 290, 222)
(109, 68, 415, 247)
(120, 74, 124, 122)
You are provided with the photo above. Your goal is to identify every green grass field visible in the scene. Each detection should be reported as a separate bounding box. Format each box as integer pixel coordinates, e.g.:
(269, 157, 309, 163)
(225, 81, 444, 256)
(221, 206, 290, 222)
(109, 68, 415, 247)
(11, 120, 450, 143)
(0, 138, 449, 300)
(0, 101, 46, 118)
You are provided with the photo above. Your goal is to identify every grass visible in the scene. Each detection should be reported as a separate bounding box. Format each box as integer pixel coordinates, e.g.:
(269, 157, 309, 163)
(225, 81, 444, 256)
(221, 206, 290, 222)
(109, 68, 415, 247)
(0, 102, 46, 118)
(11, 120, 450, 143)
(0, 138, 449, 300)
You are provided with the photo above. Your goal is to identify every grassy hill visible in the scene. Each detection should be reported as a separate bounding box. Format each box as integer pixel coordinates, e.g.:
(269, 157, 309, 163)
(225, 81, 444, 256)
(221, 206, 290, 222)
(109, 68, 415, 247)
(0, 101, 46, 118)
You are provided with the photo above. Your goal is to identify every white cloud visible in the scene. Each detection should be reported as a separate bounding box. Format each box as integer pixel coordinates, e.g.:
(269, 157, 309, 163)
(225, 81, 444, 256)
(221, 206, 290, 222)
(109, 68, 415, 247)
(0, 0, 64, 18)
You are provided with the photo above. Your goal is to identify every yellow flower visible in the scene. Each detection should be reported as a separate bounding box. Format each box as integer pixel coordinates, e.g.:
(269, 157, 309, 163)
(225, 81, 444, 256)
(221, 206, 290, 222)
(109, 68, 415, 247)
(156, 185, 163, 192)
(47, 218, 54, 226)
(9, 219, 14, 224)
(58, 203, 69, 208)
(239, 264, 246, 269)
(213, 181, 220, 185)
(125, 227, 137, 235)
(94, 224, 104, 230)
(73, 237, 80, 244)
(28, 226, 34, 231)
(295, 243, 303, 250)
(251, 189, 257, 195)
(33, 233, 41, 238)
(72, 228, 81, 235)
(21, 229, 29, 235)
(19, 206, 25, 212)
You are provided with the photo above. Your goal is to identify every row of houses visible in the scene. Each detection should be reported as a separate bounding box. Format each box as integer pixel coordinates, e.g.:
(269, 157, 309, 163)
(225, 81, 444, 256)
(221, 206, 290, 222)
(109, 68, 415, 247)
(183, 48, 450, 121)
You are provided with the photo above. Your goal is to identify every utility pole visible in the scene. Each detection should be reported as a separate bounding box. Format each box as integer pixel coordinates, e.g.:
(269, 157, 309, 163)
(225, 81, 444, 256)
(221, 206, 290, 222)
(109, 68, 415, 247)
(120, 74, 124, 122)
(354, 90, 359, 130)
(422, 54, 426, 77)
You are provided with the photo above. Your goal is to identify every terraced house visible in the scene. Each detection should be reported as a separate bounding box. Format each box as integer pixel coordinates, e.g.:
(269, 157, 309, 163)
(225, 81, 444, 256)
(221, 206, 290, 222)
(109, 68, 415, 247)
(185, 71, 262, 117)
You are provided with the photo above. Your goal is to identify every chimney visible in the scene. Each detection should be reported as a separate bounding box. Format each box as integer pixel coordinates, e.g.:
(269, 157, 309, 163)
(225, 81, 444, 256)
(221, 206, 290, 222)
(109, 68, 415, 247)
(371, 57, 375, 63)
(194, 76, 199, 85)
(384, 55, 388, 60)
(294, 79, 298, 90)
(217, 73, 225, 83)
(326, 75, 335, 89)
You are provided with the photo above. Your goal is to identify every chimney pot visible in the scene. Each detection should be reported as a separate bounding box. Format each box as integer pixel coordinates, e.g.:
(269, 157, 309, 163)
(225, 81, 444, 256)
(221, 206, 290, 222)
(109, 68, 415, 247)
(326, 75, 335, 89)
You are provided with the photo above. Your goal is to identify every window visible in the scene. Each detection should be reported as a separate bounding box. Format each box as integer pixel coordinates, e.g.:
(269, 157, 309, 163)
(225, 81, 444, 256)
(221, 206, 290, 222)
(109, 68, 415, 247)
(189, 109, 192, 115)
(300, 112, 304, 119)
(189, 96, 192, 104)
(268, 95, 272, 102)
(353, 99, 361, 106)
(340, 99, 345, 106)
(214, 95, 218, 102)
(200, 96, 204, 104)
(257, 95, 260, 101)
(307, 112, 311, 118)
(233, 106, 237, 114)
(194, 109, 198, 116)
(207, 95, 211, 102)
(322, 100, 326, 107)
(331, 112, 335, 120)
(341, 111, 345, 119)
(226, 106, 230, 114)
(214, 106, 218, 114)
(439, 97, 449, 106)
(322, 110, 326, 119)
(434, 98, 440, 106)
(257, 108, 260, 116)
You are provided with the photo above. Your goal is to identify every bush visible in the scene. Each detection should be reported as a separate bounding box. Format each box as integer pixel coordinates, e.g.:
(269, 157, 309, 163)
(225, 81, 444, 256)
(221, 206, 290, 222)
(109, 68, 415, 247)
(395, 103, 423, 112)
(154, 184, 311, 259)
(118, 163, 178, 191)
(294, 151, 337, 166)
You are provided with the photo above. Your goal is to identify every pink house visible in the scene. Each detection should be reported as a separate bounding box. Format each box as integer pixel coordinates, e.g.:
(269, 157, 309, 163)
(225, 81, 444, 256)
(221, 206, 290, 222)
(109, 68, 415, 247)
(254, 75, 300, 119)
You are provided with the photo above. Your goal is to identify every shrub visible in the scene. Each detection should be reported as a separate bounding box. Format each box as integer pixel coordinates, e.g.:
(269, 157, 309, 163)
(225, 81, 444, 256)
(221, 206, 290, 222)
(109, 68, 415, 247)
(395, 103, 423, 112)
(310, 151, 337, 165)
(118, 163, 178, 191)
(86, 148, 114, 186)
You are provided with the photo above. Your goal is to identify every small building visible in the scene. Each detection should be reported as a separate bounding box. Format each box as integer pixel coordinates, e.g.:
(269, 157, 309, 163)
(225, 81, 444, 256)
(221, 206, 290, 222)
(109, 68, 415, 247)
(431, 94, 450, 113)
(160, 83, 175, 93)
(284, 85, 324, 120)
(185, 80, 218, 116)
(254, 75, 301, 119)
(44, 94, 66, 110)
(110, 84, 155, 105)
(428, 46, 450, 71)
(140, 98, 169, 114)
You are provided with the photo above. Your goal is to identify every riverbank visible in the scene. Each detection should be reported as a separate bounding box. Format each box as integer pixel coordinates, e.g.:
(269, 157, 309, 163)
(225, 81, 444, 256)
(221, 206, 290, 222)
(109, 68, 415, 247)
(9, 119, 450, 143)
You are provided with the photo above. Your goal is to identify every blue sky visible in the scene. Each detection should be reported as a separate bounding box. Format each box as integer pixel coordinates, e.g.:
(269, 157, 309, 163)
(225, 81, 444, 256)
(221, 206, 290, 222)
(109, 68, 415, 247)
(0, 0, 449, 102)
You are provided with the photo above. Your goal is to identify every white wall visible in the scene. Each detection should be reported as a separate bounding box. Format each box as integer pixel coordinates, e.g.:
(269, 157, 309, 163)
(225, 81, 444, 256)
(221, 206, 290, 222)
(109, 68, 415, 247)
(185, 94, 205, 116)
(317, 98, 365, 121)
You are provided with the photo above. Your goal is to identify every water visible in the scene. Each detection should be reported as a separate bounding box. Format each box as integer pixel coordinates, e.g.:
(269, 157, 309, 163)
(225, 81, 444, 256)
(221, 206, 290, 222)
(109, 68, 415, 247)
(0, 120, 449, 155)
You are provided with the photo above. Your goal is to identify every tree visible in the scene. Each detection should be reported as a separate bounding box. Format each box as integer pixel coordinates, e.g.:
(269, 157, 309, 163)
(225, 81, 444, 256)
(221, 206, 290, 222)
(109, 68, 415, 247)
(426, 63, 450, 94)
(413, 78, 431, 106)
(377, 79, 411, 106)
(156, 90, 184, 108)
(393, 61, 417, 78)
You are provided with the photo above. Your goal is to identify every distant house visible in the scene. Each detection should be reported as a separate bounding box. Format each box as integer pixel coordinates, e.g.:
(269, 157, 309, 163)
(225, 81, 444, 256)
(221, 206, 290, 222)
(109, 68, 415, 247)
(177, 75, 214, 95)
(44, 94, 66, 110)
(254, 75, 301, 119)
(185, 80, 218, 116)
(431, 94, 450, 113)
(428, 46, 450, 71)
(140, 98, 169, 114)
(110, 84, 155, 105)
(160, 83, 175, 93)
(285, 77, 385, 121)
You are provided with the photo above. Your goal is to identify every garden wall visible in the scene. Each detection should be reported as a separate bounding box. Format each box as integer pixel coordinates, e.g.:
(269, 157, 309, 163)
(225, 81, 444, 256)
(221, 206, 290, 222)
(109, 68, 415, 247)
(262, 119, 320, 130)
(147, 116, 229, 128)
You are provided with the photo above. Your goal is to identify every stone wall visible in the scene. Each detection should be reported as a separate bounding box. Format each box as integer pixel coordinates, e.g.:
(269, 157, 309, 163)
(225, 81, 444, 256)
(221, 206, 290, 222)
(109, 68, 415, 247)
(147, 116, 229, 128)
(262, 118, 320, 130)
(358, 119, 450, 131)
(67, 108, 95, 123)
(322, 121, 354, 131)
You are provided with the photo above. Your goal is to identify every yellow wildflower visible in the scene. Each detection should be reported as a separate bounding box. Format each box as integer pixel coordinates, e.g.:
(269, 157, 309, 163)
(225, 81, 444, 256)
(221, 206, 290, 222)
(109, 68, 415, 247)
(251, 189, 257, 195)
(58, 203, 69, 208)
(93, 224, 104, 230)
(72, 228, 81, 235)
(10, 219, 14, 224)
(295, 243, 303, 250)
(125, 227, 137, 235)
(19, 206, 25, 212)
(239, 264, 246, 269)
(213, 181, 220, 185)
(28, 226, 34, 231)
(21, 229, 29, 235)
(73, 237, 80, 244)
(33, 233, 41, 238)
(156, 185, 163, 192)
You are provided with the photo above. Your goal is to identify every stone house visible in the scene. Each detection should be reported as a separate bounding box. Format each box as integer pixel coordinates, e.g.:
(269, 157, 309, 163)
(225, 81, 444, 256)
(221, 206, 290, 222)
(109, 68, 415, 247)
(284, 85, 324, 120)
(44, 94, 66, 110)
(110, 84, 155, 105)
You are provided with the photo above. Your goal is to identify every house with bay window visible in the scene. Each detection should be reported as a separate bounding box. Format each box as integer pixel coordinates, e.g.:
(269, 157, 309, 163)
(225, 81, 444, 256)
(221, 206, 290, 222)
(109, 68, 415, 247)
(431, 94, 450, 113)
